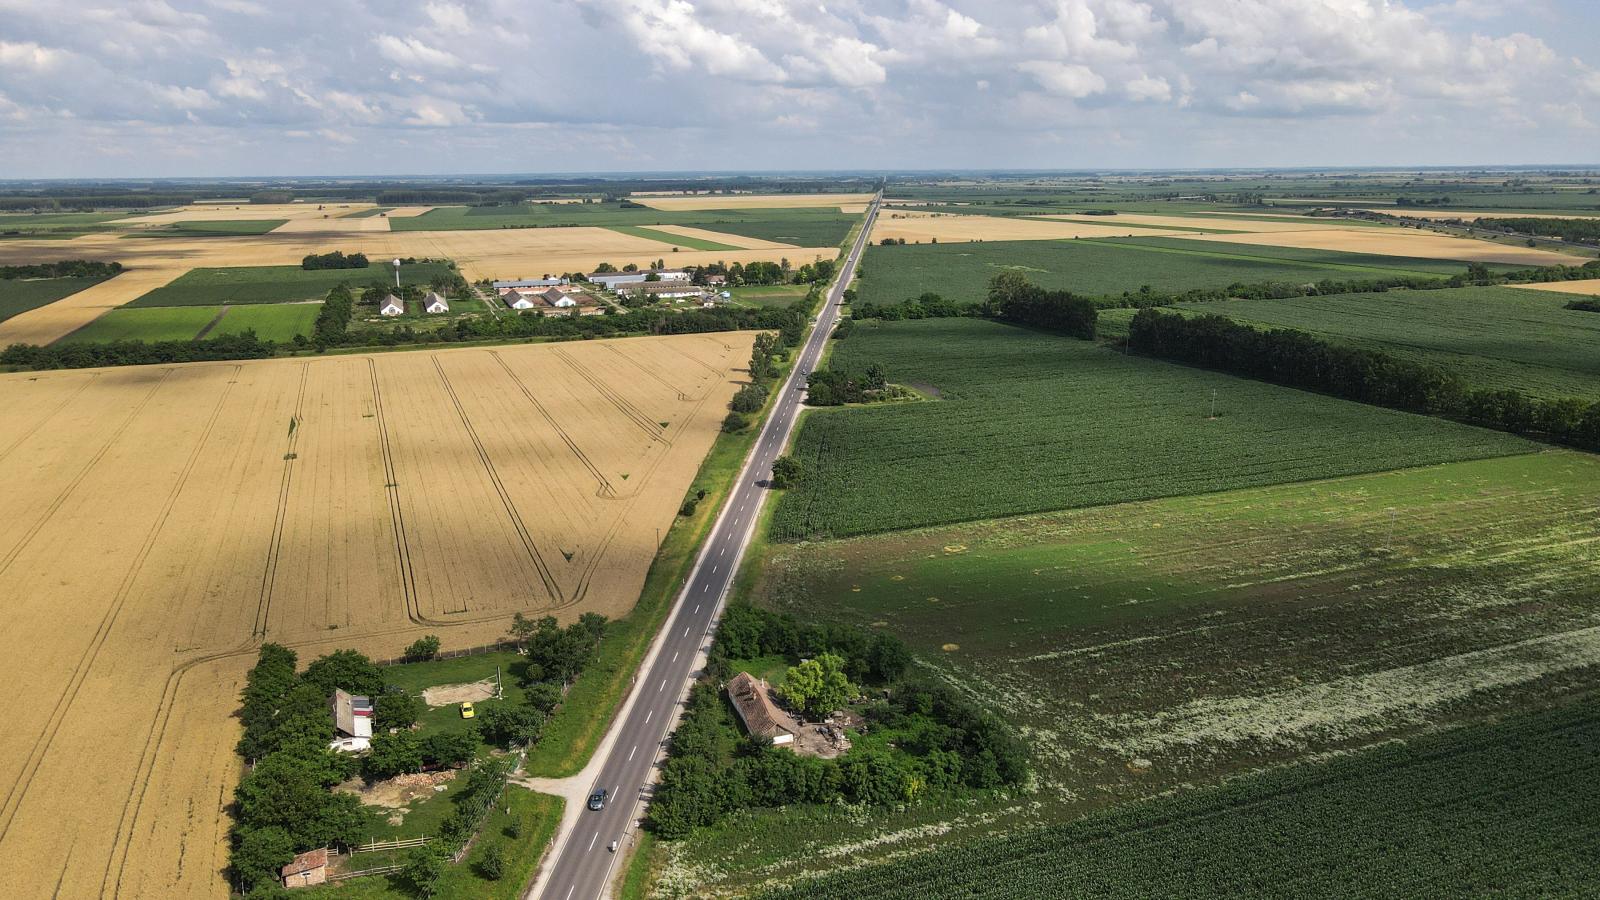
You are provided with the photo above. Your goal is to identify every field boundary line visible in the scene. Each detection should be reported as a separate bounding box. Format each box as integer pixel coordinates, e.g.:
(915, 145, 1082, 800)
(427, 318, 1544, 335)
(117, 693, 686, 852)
(489, 350, 617, 498)
(432, 354, 563, 610)
(253, 362, 308, 637)
(0, 369, 173, 581)
(1077, 237, 1443, 279)
(0, 364, 238, 845)
(0, 370, 99, 465)
(551, 346, 668, 443)
(603, 343, 691, 400)
(368, 356, 430, 625)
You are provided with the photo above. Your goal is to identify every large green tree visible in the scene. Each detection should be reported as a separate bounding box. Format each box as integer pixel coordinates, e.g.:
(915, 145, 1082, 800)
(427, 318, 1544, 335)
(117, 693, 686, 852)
(778, 652, 853, 718)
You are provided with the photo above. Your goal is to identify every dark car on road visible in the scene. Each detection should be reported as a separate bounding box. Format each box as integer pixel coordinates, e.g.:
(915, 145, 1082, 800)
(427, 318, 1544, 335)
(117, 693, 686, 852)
(588, 788, 608, 811)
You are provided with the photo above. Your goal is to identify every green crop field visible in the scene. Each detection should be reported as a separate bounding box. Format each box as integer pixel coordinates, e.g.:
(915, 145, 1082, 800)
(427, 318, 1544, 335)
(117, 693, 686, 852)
(662, 452, 1600, 894)
(854, 236, 1487, 306)
(391, 203, 856, 247)
(0, 275, 112, 324)
(725, 284, 809, 308)
(125, 219, 288, 237)
(0, 212, 124, 238)
(759, 695, 1600, 899)
(1168, 286, 1600, 399)
(58, 306, 220, 343)
(209, 303, 321, 342)
(604, 224, 738, 251)
(129, 263, 454, 307)
(771, 318, 1532, 540)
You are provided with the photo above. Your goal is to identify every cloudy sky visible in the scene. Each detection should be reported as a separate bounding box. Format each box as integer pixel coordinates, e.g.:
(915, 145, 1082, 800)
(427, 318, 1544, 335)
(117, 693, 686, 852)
(2, 0, 1598, 177)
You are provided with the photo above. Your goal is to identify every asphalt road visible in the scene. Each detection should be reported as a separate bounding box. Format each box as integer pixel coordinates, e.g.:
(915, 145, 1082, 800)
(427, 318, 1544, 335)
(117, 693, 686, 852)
(535, 194, 881, 900)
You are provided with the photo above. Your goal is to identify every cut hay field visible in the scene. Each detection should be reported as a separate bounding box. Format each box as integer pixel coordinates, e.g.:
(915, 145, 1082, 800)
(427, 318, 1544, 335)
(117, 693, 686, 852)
(772, 318, 1531, 540)
(128, 263, 456, 307)
(853, 237, 1481, 306)
(630, 192, 873, 211)
(1510, 277, 1600, 296)
(389, 203, 858, 248)
(604, 224, 739, 252)
(0, 275, 113, 324)
(1171, 286, 1600, 398)
(0, 333, 750, 899)
(870, 211, 1202, 243)
(125, 219, 290, 237)
(693, 451, 1600, 894)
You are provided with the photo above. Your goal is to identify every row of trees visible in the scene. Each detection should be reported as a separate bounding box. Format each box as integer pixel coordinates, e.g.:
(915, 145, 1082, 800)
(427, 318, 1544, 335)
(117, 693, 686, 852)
(0, 259, 122, 279)
(0, 331, 275, 370)
(312, 284, 356, 346)
(1566, 298, 1600, 312)
(1128, 309, 1600, 451)
(986, 272, 1098, 338)
(805, 362, 888, 406)
(1479, 217, 1600, 244)
(301, 250, 370, 270)
(649, 606, 1025, 839)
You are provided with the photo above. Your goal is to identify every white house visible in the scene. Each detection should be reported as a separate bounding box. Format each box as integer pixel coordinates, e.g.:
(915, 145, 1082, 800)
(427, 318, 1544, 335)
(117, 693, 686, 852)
(505, 289, 537, 310)
(328, 689, 373, 752)
(423, 291, 450, 314)
(541, 287, 578, 308)
(492, 277, 567, 291)
(379, 295, 404, 316)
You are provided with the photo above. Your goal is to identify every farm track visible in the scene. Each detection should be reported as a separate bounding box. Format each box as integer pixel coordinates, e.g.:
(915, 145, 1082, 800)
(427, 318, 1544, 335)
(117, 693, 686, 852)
(253, 363, 308, 637)
(606, 343, 691, 400)
(490, 350, 617, 498)
(553, 347, 670, 442)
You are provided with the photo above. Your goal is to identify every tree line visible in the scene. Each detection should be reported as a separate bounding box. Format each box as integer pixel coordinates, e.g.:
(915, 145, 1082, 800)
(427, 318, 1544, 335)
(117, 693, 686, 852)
(1127, 309, 1600, 452)
(1479, 217, 1600, 245)
(301, 250, 370, 270)
(647, 605, 1026, 840)
(1, 259, 123, 279)
(0, 331, 275, 370)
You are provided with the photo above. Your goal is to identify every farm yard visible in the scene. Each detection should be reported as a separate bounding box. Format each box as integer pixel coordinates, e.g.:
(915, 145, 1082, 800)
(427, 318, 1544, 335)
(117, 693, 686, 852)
(0, 333, 749, 899)
(770, 318, 1532, 540)
(1167, 286, 1600, 398)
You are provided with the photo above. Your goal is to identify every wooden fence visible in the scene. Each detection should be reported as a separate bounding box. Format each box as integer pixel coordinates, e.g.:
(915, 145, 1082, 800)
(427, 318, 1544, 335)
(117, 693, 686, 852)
(372, 640, 521, 668)
(330, 863, 404, 882)
(352, 835, 430, 854)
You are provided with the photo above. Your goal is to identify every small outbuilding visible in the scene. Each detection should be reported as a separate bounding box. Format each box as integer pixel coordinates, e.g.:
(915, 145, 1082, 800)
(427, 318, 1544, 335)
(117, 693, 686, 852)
(727, 672, 796, 746)
(281, 848, 328, 889)
(378, 295, 404, 316)
(329, 688, 373, 752)
(422, 291, 449, 314)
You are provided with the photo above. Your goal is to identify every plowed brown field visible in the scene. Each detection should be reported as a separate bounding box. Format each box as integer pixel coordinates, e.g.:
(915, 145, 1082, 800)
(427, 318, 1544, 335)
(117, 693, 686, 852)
(0, 333, 751, 899)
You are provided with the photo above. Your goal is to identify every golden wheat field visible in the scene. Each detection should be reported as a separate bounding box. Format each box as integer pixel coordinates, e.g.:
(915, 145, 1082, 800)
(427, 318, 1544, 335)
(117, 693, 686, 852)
(0, 333, 751, 899)
(1168, 227, 1581, 266)
(1508, 278, 1600, 295)
(870, 211, 1200, 243)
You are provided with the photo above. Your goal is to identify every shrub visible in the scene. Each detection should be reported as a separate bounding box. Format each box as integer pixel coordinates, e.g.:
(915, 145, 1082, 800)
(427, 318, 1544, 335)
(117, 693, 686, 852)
(731, 383, 769, 413)
(479, 841, 505, 881)
(721, 412, 748, 433)
(403, 635, 441, 662)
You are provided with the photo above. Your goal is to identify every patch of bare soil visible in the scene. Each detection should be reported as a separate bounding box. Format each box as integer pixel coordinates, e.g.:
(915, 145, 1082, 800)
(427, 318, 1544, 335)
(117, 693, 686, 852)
(422, 679, 499, 707)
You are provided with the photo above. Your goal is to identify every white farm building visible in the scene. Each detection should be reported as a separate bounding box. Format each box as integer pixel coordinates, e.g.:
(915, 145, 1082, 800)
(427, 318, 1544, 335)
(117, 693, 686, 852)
(423, 292, 450, 314)
(378, 295, 404, 316)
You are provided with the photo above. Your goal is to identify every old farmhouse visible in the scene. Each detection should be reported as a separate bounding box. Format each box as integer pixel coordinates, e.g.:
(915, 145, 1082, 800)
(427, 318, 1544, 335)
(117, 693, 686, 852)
(727, 672, 796, 746)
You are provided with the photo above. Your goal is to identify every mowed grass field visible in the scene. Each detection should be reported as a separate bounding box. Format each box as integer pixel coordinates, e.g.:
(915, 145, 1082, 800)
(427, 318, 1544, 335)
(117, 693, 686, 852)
(0, 275, 113, 324)
(684, 451, 1600, 894)
(128, 262, 455, 307)
(771, 318, 1533, 540)
(1169, 286, 1600, 399)
(0, 334, 751, 899)
(854, 236, 1488, 305)
(58, 306, 220, 343)
(760, 695, 1600, 899)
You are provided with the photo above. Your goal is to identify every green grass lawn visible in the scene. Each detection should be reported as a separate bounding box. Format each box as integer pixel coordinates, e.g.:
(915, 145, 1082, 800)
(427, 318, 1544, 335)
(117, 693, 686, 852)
(0, 275, 111, 323)
(383, 651, 528, 741)
(853, 236, 1497, 306)
(128, 263, 455, 307)
(309, 788, 563, 900)
(758, 694, 1600, 899)
(605, 224, 739, 251)
(725, 284, 810, 308)
(210, 303, 322, 342)
(126, 219, 288, 237)
(56, 306, 219, 343)
(771, 318, 1533, 540)
(1170, 285, 1600, 399)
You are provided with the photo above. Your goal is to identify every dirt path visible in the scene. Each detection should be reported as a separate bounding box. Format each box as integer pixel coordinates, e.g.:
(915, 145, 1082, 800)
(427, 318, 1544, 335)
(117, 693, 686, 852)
(192, 306, 230, 340)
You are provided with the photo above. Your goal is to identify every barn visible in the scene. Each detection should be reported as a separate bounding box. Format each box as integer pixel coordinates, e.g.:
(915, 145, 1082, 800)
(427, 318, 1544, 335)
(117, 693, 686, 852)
(378, 295, 404, 316)
(281, 848, 328, 889)
(423, 291, 450, 314)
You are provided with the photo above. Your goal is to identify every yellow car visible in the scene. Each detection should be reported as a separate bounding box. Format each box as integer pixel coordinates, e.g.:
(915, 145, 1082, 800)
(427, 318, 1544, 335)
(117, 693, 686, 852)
(459, 702, 475, 719)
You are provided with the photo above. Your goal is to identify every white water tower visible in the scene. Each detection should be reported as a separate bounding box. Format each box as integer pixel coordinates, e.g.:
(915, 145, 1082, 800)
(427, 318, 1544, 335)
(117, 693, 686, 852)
(392, 257, 402, 289)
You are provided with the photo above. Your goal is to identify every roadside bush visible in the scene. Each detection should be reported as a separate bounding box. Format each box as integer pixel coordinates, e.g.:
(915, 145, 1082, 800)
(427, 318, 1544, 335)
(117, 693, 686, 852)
(478, 841, 506, 881)
(771, 455, 803, 489)
(731, 383, 769, 413)
(403, 635, 442, 662)
(721, 412, 748, 433)
(475, 702, 544, 748)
